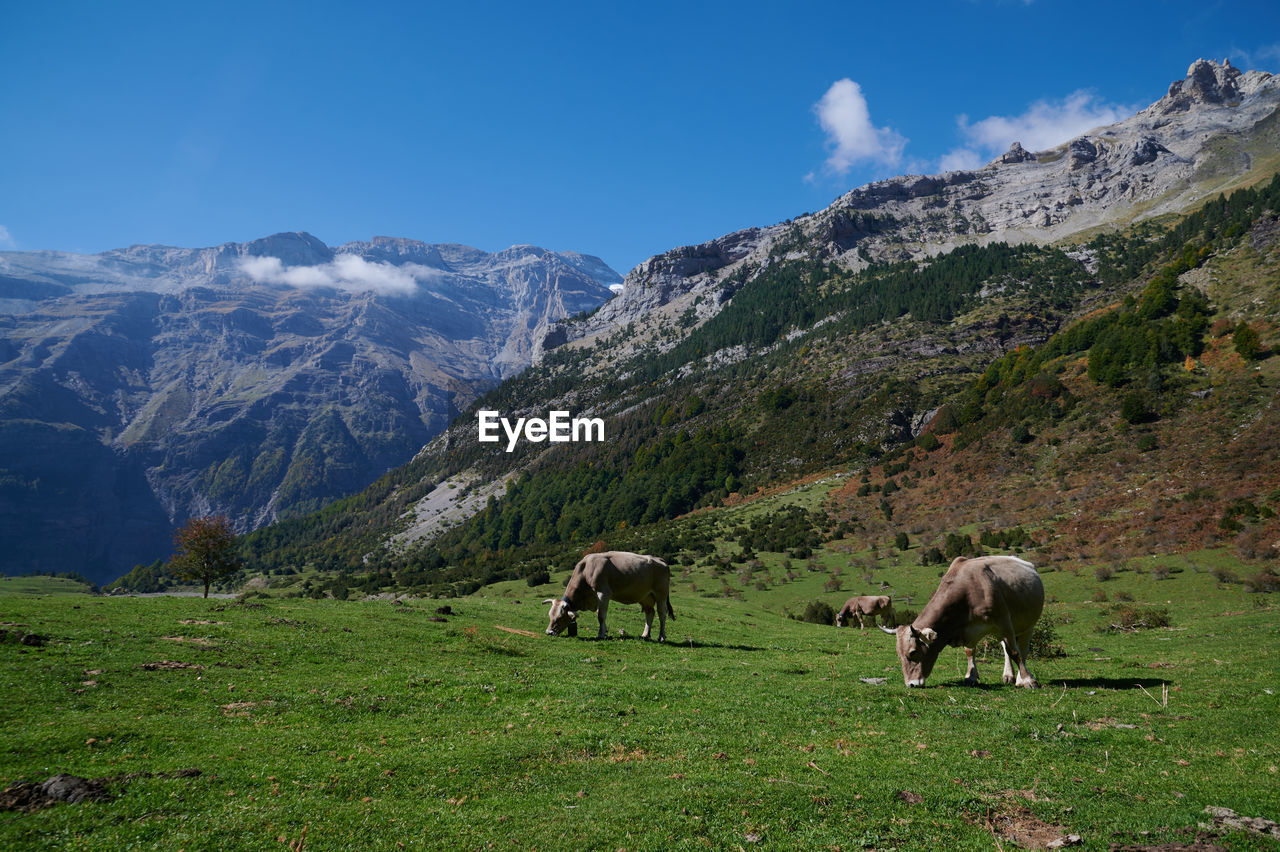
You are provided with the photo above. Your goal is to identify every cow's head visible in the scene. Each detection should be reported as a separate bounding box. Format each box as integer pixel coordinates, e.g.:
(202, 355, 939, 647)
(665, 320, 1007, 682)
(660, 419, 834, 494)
(543, 598, 578, 637)
(835, 609, 848, 628)
(880, 624, 938, 687)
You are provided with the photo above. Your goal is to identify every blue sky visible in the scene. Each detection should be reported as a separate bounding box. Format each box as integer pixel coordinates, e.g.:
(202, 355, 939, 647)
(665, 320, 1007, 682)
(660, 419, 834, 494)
(2, 1, 1279, 275)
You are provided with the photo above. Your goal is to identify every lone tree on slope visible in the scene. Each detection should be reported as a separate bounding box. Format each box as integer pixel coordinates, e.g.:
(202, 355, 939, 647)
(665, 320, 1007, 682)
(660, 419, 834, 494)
(171, 515, 240, 598)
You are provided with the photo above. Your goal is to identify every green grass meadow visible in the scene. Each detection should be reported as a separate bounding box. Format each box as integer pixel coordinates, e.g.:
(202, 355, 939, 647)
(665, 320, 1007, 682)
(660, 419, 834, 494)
(2, 558, 1277, 851)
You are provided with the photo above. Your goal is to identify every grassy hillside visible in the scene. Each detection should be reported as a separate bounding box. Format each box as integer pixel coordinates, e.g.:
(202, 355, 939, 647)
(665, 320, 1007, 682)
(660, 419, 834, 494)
(0, 576, 98, 596)
(2, 568, 1277, 850)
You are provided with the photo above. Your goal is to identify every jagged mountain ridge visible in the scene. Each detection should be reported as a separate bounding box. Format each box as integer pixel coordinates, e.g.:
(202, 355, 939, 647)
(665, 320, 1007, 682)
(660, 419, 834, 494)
(0, 234, 620, 582)
(555, 59, 1278, 357)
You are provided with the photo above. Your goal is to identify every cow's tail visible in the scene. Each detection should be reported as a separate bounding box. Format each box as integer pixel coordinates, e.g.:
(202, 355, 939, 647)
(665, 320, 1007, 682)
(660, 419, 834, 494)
(666, 594, 676, 621)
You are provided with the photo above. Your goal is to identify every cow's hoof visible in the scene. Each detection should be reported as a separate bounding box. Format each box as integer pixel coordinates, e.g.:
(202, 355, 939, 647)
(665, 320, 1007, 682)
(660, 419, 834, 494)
(963, 676, 980, 687)
(1016, 678, 1039, 689)
(1003, 674, 1016, 685)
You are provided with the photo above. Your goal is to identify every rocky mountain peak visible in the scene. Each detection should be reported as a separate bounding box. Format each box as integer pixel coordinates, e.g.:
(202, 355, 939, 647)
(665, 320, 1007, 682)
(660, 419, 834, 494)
(241, 231, 333, 264)
(347, 236, 448, 268)
(1000, 141, 1037, 164)
(1159, 58, 1273, 113)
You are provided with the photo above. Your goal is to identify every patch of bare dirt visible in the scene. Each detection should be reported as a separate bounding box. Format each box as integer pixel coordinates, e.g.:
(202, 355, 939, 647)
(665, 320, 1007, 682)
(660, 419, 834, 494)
(1201, 806, 1280, 840)
(987, 805, 1079, 849)
(1, 769, 200, 813)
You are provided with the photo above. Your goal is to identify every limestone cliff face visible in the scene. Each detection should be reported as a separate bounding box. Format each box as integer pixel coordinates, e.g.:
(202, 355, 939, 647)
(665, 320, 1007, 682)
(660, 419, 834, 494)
(0, 236, 619, 581)
(549, 60, 1278, 356)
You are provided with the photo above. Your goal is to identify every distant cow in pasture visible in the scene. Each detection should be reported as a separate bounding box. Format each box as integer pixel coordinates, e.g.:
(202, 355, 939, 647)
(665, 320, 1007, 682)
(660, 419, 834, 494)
(878, 555, 1044, 688)
(835, 595, 895, 630)
(544, 551, 674, 641)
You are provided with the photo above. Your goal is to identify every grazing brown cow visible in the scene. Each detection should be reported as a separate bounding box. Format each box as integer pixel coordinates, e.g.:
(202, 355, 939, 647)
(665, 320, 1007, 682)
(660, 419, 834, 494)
(544, 551, 674, 641)
(879, 555, 1043, 688)
(835, 595, 895, 630)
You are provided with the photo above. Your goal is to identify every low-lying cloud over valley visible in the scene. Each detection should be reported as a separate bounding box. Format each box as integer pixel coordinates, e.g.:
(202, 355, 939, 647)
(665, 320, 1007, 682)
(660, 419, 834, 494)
(237, 254, 433, 295)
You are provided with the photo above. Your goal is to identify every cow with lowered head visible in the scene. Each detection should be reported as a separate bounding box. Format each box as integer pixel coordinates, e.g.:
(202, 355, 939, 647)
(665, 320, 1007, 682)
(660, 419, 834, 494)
(835, 595, 895, 630)
(879, 555, 1044, 688)
(545, 551, 674, 641)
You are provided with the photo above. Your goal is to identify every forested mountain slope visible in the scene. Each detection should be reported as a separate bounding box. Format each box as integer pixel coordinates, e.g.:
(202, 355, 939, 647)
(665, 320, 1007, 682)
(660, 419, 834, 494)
(232, 167, 1280, 599)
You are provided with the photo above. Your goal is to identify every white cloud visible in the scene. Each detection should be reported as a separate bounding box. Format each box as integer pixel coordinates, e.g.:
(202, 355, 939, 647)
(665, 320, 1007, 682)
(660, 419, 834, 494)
(0, 225, 15, 249)
(939, 91, 1133, 170)
(813, 78, 906, 176)
(238, 253, 423, 295)
(938, 148, 984, 172)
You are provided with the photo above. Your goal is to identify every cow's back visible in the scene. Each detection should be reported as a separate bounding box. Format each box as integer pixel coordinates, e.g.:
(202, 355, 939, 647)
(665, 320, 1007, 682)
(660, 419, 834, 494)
(976, 556, 1043, 632)
(577, 551, 669, 605)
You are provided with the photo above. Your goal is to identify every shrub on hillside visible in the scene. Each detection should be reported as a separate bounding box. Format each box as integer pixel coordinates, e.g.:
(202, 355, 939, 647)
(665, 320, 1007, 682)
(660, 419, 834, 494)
(1235, 527, 1276, 561)
(1211, 567, 1240, 584)
(802, 600, 836, 625)
(1099, 604, 1171, 632)
(918, 547, 946, 566)
(944, 533, 977, 560)
(1219, 499, 1275, 533)
(1234, 321, 1261, 361)
(525, 568, 551, 587)
(1244, 569, 1280, 593)
(930, 405, 958, 434)
(1120, 392, 1154, 424)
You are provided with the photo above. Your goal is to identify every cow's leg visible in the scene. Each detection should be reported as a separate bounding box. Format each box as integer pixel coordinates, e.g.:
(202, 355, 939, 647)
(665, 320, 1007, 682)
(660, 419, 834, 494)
(656, 596, 668, 642)
(595, 593, 611, 640)
(963, 646, 980, 685)
(1006, 629, 1037, 688)
(640, 600, 655, 640)
(856, 612, 866, 630)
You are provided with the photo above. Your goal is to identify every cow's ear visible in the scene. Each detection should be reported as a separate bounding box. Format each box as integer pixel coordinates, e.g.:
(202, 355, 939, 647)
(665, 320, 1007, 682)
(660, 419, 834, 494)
(919, 627, 938, 642)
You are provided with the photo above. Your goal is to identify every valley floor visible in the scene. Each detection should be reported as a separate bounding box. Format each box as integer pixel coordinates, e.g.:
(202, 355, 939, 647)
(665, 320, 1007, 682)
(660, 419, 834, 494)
(2, 559, 1277, 851)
